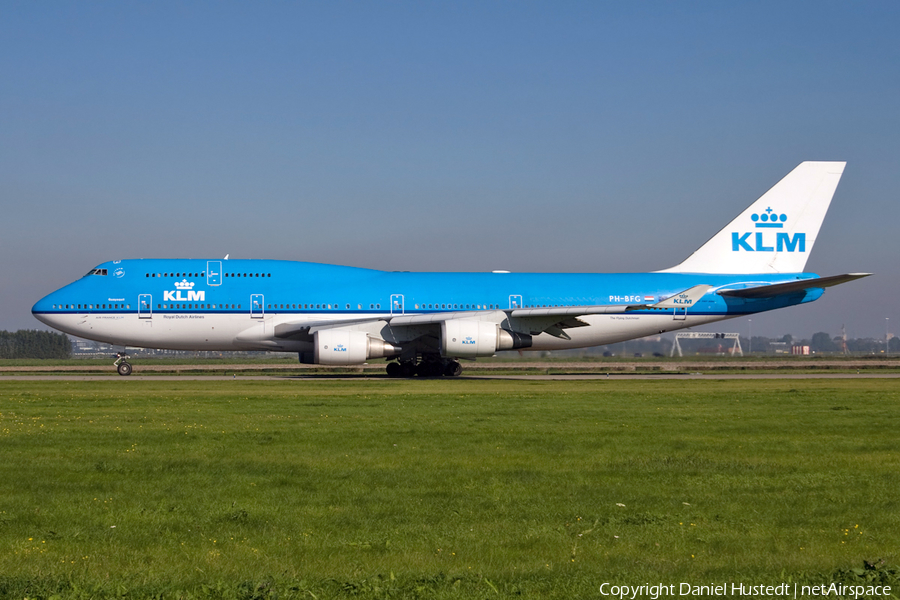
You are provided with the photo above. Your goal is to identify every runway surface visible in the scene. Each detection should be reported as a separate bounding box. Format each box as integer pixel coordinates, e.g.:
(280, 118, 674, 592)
(3, 359, 900, 373)
(4, 373, 900, 381)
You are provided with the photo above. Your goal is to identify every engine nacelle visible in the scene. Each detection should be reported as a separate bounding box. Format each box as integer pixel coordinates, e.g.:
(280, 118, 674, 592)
(441, 319, 532, 358)
(312, 330, 400, 365)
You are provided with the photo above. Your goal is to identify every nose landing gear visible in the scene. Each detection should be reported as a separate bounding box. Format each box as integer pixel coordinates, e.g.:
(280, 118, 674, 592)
(114, 352, 133, 376)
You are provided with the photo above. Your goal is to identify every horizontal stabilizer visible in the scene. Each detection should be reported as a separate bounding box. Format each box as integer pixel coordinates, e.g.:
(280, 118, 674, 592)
(718, 273, 871, 299)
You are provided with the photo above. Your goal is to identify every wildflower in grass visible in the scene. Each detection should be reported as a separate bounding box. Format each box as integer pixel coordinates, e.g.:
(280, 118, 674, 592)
(616, 503, 625, 507)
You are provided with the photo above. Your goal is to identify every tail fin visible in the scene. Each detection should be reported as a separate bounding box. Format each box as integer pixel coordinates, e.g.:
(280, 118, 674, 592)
(661, 161, 846, 274)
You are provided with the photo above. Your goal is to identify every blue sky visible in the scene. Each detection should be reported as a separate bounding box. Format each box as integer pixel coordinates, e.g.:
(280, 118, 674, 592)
(2, 2, 897, 339)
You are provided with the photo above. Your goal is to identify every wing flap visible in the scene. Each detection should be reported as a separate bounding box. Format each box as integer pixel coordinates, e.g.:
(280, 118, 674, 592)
(508, 305, 628, 318)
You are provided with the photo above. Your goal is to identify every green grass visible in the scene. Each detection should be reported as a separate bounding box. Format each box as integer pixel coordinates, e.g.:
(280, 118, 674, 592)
(1, 379, 898, 598)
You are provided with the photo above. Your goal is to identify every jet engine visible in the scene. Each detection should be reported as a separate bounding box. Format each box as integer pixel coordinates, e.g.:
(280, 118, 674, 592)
(310, 330, 401, 365)
(441, 319, 532, 358)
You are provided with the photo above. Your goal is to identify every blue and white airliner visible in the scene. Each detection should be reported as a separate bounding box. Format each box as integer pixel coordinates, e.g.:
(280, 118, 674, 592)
(33, 162, 869, 376)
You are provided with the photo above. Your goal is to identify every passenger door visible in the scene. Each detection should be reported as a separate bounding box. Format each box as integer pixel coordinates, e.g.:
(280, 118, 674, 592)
(250, 294, 264, 318)
(138, 294, 152, 319)
(391, 294, 404, 315)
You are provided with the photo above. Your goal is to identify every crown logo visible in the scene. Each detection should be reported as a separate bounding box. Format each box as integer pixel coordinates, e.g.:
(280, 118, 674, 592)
(751, 207, 787, 228)
(174, 279, 195, 289)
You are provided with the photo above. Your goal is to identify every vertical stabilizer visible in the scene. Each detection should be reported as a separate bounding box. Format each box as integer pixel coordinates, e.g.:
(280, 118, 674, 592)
(660, 161, 846, 274)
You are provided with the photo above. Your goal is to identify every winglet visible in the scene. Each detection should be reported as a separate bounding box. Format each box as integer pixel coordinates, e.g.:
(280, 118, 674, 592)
(626, 284, 713, 311)
(651, 285, 714, 309)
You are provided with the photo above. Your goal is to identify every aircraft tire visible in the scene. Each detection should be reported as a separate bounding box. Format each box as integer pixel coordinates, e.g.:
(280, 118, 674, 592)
(117, 362, 133, 376)
(444, 360, 462, 377)
(399, 361, 416, 378)
(386, 362, 401, 377)
(417, 360, 443, 377)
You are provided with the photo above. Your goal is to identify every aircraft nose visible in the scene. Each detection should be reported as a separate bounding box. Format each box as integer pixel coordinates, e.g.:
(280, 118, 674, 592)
(32, 293, 64, 329)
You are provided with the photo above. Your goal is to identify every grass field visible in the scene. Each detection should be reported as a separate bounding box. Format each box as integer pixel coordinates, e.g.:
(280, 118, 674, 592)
(1, 379, 898, 599)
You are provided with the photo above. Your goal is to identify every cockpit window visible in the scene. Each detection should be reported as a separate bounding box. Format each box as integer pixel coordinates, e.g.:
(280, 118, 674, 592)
(85, 268, 108, 276)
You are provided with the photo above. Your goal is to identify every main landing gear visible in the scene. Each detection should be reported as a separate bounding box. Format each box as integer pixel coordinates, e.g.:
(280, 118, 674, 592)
(386, 357, 463, 378)
(114, 352, 133, 376)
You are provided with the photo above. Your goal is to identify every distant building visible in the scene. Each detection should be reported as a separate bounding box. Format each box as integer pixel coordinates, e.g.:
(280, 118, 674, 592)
(770, 341, 790, 354)
(791, 345, 810, 355)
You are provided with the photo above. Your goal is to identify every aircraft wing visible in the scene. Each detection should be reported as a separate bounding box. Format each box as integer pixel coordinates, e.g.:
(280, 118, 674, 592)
(273, 316, 387, 339)
(503, 285, 714, 338)
(717, 273, 871, 299)
(273, 284, 714, 342)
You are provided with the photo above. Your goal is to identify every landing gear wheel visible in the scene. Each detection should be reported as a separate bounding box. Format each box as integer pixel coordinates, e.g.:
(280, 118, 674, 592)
(417, 360, 443, 377)
(117, 362, 133, 376)
(444, 360, 462, 377)
(399, 361, 417, 378)
(386, 362, 401, 378)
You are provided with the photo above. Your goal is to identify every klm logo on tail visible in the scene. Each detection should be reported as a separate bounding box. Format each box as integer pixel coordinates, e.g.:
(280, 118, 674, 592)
(732, 208, 805, 253)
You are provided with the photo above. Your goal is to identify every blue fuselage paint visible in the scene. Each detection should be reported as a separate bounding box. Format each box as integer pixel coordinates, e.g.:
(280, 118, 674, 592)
(32, 259, 821, 319)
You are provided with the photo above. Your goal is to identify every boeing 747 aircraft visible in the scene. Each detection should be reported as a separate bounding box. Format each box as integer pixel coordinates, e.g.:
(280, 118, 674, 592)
(33, 162, 869, 376)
